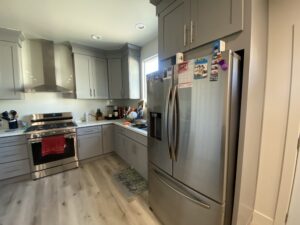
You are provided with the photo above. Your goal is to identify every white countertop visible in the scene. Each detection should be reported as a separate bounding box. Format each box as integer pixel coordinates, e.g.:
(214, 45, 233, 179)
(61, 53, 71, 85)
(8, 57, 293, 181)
(76, 119, 148, 137)
(0, 128, 26, 138)
(0, 119, 147, 138)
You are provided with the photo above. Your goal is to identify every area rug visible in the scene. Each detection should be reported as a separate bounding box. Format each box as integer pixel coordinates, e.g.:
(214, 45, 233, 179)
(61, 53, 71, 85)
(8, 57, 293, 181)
(113, 167, 148, 200)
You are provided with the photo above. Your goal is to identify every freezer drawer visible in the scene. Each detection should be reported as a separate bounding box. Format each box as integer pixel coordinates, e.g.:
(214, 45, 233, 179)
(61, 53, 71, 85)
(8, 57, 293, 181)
(149, 164, 225, 225)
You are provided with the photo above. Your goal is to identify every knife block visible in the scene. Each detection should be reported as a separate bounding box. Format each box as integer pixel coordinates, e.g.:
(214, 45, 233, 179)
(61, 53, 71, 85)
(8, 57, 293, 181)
(8, 120, 18, 129)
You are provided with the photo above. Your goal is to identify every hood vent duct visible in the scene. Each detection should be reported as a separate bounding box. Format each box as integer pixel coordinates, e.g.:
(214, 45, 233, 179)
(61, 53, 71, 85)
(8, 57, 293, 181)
(32, 40, 70, 92)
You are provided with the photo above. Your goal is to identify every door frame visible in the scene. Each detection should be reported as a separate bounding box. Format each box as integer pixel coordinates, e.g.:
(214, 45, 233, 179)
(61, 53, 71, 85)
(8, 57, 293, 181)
(274, 25, 300, 225)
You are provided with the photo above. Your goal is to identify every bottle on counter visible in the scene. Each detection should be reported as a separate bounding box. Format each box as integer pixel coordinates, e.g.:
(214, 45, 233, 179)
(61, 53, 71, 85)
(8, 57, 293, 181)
(96, 109, 103, 121)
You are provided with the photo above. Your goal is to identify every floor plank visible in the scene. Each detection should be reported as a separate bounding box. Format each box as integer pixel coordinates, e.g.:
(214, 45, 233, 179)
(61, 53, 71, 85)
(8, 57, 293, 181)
(0, 153, 161, 225)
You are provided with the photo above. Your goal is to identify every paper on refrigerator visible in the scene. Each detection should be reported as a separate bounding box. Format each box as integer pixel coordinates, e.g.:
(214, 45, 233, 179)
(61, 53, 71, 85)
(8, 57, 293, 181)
(177, 60, 194, 89)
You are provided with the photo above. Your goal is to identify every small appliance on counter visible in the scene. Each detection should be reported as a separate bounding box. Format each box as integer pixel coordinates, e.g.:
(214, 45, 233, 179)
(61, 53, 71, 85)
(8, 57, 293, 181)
(1, 110, 19, 129)
(105, 105, 123, 120)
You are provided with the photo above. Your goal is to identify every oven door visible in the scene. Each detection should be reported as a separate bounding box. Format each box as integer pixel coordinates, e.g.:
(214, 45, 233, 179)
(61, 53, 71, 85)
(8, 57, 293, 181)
(28, 133, 78, 172)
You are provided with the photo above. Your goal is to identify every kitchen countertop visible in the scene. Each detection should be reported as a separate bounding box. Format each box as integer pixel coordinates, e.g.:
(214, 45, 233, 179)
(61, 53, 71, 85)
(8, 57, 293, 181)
(76, 119, 148, 137)
(0, 128, 26, 138)
(0, 119, 147, 138)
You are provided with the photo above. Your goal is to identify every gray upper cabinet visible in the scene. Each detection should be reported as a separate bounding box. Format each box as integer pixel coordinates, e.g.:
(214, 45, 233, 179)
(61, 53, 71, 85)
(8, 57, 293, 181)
(73, 54, 91, 99)
(121, 44, 141, 99)
(108, 58, 123, 99)
(158, 0, 189, 60)
(91, 57, 109, 99)
(72, 44, 109, 99)
(72, 43, 141, 100)
(73, 53, 109, 99)
(0, 28, 24, 99)
(190, 0, 243, 49)
(154, 0, 244, 60)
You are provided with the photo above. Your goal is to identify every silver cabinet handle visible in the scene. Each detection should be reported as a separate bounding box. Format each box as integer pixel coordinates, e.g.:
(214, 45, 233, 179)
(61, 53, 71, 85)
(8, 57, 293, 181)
(90, 88, 92, 97)
(190, 20, 194, 44)
(183, 24, 187, 47)
(153, 169, 211, 209)
(93, 89, 96, 97)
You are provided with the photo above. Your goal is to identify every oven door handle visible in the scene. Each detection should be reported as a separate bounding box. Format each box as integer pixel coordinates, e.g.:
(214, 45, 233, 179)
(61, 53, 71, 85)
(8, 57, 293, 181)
(28, 134, 76, 143)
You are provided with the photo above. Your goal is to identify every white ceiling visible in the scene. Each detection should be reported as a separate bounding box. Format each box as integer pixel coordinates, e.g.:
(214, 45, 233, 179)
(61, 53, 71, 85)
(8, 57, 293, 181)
(0, 0, 158, 49)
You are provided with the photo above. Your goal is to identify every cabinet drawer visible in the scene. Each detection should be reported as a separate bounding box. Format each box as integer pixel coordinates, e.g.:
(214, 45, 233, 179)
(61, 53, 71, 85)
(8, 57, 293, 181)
(114, 125, 125, 135)
(0, 144, 28, 163)
(0, 159, 30, 180)
(77, 126, 101, 136)
(125, 129, 147, 146)
(0, 135, 26, 147)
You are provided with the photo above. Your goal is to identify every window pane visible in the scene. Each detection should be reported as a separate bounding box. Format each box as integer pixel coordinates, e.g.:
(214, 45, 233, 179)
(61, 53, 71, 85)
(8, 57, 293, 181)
(145, 56, 158, 75)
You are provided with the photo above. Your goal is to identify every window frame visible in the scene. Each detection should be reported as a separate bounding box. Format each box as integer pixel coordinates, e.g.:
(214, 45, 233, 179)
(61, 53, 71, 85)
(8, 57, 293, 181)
(142, 54, 159, 100)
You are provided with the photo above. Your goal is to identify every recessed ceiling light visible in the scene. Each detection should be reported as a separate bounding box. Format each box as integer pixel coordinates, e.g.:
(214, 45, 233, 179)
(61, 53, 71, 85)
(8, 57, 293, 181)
(91, 34, 102, 40)
(135, 23, 146, 30)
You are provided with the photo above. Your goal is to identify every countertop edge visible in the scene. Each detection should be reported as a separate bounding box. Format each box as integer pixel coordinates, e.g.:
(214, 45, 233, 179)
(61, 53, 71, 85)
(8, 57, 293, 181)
(0, 120, 148, 138)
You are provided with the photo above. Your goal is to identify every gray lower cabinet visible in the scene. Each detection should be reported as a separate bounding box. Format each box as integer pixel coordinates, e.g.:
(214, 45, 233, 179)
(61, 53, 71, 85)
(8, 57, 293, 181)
(155, 0, 244, 60)
(0, 135, 30, 180)
(102, 124, 114, 154)
(114, 126, 148, 179)
(77, 126, 103, 160)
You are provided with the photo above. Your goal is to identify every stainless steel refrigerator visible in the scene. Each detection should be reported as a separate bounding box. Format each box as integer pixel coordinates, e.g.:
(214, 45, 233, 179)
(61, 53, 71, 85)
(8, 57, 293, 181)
(147, 50, 241, 225)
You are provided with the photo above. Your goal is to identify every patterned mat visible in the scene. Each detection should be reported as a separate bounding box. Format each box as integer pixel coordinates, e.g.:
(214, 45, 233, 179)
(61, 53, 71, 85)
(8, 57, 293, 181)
(113, 168, 147, 199)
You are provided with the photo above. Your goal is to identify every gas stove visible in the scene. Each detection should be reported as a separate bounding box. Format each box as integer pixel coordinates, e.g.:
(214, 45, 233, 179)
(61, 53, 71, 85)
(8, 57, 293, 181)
(25, 113, 77, 139)
(25, 112, 78, 179)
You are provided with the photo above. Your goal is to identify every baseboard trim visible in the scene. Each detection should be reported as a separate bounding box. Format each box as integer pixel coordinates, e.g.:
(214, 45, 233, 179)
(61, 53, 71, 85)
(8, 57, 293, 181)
(252, 210, 273, 225)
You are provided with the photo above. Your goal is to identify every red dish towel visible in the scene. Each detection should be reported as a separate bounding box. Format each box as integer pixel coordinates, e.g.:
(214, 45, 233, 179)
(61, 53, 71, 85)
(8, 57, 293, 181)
(41, 135, 66, 157)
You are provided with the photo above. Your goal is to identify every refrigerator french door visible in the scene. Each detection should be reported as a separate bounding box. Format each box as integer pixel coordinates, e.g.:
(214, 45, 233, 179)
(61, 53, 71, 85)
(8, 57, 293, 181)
(147, 50, 241, 225)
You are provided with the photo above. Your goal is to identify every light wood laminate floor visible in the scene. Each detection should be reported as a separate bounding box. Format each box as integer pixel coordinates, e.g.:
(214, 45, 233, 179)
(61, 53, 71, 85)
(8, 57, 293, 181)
(0, 153, 161, 225)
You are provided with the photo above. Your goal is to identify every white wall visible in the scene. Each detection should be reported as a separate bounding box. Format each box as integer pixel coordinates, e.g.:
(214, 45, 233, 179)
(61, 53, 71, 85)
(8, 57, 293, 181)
(252, 1, 300, 225)
(140, 37, 158, 62)
(0, 93, 108, 124)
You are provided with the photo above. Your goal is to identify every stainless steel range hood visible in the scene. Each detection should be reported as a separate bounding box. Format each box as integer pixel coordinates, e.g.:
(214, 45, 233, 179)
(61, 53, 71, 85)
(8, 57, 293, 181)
(30, 40, 70, 92)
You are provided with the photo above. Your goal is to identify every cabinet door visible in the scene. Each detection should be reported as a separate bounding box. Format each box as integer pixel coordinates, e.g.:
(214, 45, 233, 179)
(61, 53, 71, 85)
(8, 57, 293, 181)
(77, 133, 102, 160)
(91, 57, 109, 99)
(135, 143, 148, 179)
(108, 58, 123, 99)
(121, 55, 129, 99)
(190, 0, 243, 49)
(74, 54, 92, 99)
(0, 41, 22, 99)
(158, 0, 190, 60)
(102, 125, 114, 154)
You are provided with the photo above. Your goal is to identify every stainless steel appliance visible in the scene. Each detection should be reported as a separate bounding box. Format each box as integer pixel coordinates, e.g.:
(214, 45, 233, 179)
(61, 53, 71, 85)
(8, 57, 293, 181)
(25, 112, 78, 179)
(147, 50, 241, 225)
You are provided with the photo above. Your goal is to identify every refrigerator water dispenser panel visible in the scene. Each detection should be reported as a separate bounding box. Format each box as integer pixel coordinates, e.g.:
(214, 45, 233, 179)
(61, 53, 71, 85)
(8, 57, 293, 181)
(150, 112, 162, 140)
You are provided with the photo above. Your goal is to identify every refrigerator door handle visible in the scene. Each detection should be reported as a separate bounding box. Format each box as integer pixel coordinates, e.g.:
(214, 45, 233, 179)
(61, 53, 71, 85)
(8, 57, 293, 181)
(173, 85, 179, 161)
(153, 169, 211, 209)
(170, 85, 177, 161)
(166, 86, 173, 159)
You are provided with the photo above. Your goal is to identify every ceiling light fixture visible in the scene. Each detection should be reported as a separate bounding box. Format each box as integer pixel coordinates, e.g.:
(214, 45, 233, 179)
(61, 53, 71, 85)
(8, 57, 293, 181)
(135, 23, 146, 30)
(91, 34, 102, 40)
